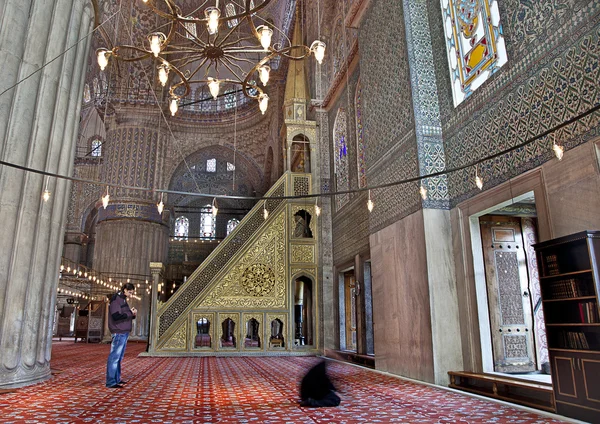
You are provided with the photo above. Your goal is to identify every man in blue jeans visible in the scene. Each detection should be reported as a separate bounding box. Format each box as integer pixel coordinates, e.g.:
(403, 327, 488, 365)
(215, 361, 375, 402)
(106, 283, 137, 389)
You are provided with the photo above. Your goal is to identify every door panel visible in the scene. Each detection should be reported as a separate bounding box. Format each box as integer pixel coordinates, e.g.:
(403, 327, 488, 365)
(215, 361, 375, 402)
(344, 271, 357, 351)
(480, 216, 536, 373)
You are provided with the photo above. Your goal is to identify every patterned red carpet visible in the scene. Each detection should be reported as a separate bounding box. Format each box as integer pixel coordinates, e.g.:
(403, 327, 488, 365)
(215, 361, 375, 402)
(0, 341, 568, 423)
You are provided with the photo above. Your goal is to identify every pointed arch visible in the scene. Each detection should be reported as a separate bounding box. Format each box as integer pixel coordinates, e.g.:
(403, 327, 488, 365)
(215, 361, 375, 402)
(333, 108, 349, 210)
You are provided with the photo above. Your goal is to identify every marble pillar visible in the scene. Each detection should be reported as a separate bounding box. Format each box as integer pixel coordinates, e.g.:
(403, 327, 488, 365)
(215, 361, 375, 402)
(0, 0, 94, 388)
(147, 262, 164, 354)
(93, 107, 169, 339)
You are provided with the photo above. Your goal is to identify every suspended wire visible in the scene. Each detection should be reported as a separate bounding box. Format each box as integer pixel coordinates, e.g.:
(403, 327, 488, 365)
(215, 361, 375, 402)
(1, 100, 597, 201)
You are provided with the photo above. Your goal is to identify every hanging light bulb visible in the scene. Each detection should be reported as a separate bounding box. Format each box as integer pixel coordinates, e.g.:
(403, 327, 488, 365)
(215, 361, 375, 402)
(102, 186, 110, 209)
(552, 134, 564, 161)
(208, 78, 220, 99)
(310, 40, 326, 64)
(258, 65, 270, 86)
(263, 202, 269, 220)
(205, 7, 220, 35)
(315, 200, 321, 217)
(96, 48, 110, 71)
(367, 190, 374, 212)
(256, 25, 273, 51)
(212, 198, 218, 217)
(258, 93, 269, 115)
(158, 64, 169, 87)
(148, 33, 164, 57)
(42, 189, 51, 202)
(419, 185, 428, 200)
(475, 166, 484, 190)
(157, 192, 164, 214)
(169, 97, 178, 116)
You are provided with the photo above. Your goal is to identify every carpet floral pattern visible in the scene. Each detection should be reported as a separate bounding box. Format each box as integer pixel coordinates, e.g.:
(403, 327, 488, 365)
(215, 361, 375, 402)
(0, 342, 569, 423)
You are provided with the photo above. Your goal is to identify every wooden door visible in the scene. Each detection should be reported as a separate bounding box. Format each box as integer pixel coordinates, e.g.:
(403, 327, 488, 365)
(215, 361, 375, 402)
(480, 216, 536, 373)
(344, 271, 357, 351)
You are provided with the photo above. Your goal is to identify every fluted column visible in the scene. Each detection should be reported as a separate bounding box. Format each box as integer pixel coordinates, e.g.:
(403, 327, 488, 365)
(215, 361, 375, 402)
(93, 107, 169, 339)
(0, 0, 94, 388)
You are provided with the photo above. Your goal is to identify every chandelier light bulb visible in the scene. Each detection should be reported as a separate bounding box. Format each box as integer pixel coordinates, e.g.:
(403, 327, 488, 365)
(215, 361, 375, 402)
(157, 193, 164, 214)
(149, 33, 163, 57)
(205, 7, 221, 35)
(208, 78, 220, 99)
(419, 185, 428, 200)
(102, 186, 110, 209)
(97, 49, 109, 71)
(263, 202, 269, 220)
(258, 93, 269, 114)
(315, 202, 321, 217)
(475, 167, 484, 190)
(553, 142, 564, 161)
(259, 65, 270, 86)
(311, 40, 326, 64)
(367, 189, 374, 212)
(158, 64, 169, 86)
(170, 98, 178, 116)
(257, 25, 273, 51)
(42, 189, 51, 202)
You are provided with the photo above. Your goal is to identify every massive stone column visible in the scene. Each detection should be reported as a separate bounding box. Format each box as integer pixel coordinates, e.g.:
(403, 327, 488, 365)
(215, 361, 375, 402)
(93, 106, 169, 339)
(0, 0, 94, 388)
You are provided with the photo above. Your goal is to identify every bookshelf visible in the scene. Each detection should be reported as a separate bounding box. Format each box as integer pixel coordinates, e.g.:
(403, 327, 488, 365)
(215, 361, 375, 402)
(534, 230, 600, 423)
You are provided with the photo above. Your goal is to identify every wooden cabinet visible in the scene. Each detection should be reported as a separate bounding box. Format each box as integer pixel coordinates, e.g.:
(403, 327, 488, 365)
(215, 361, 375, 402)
(534, 230, 600, 423)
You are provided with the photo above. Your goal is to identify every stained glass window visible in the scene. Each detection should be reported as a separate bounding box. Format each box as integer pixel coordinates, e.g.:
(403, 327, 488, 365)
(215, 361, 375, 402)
(83, 84, 91, 103)
(226, 3, 238, 28)
(184, 22, 197, 39)
(200, 204, 216, 239)
(227, 218, 239, 235)
(333, 108, 349, 210)
(224, 89, 237, 109)
(91, 139, 102, 157)
(174, 216, 189, 240)
(206, 158, 216, 172)
(354, 80, 366, 188)
(441, 0, 507, 106)
(227, 162, 235, 171)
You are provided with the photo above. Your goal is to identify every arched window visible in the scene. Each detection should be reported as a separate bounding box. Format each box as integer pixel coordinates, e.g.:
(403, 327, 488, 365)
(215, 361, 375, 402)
(226, 3, 238, 28)
(224, 89, 237, 109)
(91, 139, 102, 157)
(174, 216, 189, 240)
(355, 80, 366, 188)
(227, 218, 239, 235)
(227, 162, 235, 171)
(206, 158, 216, 172)
(200, 204, 216, 239)
(333, 108, 349, 210)
(441, 0, 507, 106)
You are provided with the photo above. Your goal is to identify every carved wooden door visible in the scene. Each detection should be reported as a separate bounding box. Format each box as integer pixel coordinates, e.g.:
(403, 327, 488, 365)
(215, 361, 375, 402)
(480, 216, 536, 373)
(344, 271, 357, 351)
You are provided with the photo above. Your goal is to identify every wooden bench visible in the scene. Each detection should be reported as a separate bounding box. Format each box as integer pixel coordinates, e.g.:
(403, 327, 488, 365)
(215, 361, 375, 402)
(448, 371, 555, 412)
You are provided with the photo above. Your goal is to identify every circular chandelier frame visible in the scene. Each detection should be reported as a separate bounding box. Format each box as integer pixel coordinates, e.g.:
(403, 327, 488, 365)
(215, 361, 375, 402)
(97, 0, 325, 115)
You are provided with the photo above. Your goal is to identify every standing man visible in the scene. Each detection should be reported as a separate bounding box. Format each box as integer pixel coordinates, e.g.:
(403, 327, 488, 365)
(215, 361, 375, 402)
(106, 283, 137, 388)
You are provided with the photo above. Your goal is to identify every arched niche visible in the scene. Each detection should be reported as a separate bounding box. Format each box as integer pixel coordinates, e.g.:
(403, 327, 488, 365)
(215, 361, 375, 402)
(294, 275, 314, 346)
(293, 209, 313, 238)
(291, 134, 310, 173)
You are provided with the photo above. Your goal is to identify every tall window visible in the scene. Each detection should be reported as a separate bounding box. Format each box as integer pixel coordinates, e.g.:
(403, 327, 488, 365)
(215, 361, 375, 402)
(441, 0, 507, 106)
(227, 218, 239, 235)
(200, 204, 216, 239)
(225, 3, 238, 28)
(354, 80, 366, 188)
(333, 108, 349, 210)
(91, 139, 102, 157)
(174, 216, 189, 240)
(224, 89, 237, 109)
(206, 158, 216, 172)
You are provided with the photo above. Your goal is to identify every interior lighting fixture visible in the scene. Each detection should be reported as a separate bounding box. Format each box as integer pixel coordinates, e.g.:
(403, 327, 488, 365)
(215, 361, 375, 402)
(42, 176, 51, 202)
(552, 134, 564, 161)
(96, 0, 325, 116)
(212, 198, 218, 217)
(419, 185, 428, 200)
(315, 199, 321, 217)
(101, 186, 110, 209)
(475, 166, 484, 190)
(157, 192, 165, 214)
(367, 190, 374, 212)
(263, 201, 268, 220)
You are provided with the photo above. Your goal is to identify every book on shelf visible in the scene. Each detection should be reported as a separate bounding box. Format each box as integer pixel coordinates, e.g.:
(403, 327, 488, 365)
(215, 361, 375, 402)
(578, 301, 599, 323)
(545, 278, 593, 299)
(545, 254, 560, 275)
(557, 331, 590, 350)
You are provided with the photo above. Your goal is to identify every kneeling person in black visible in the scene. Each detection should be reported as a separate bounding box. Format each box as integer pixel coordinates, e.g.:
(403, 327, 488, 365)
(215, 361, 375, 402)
(299, 360, 341, 407)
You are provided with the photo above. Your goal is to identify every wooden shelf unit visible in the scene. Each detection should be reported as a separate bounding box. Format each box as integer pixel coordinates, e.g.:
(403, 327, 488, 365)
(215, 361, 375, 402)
(534, 230, 600, 423)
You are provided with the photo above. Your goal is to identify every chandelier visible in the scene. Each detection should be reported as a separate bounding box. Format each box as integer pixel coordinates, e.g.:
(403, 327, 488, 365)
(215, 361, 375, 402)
(96, 0, 325, 115)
